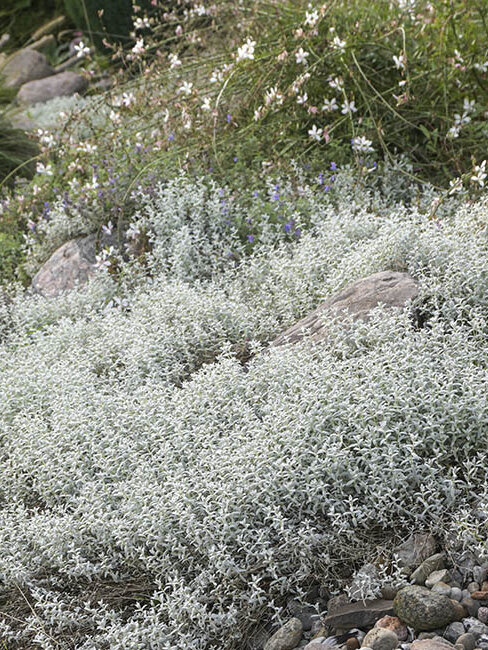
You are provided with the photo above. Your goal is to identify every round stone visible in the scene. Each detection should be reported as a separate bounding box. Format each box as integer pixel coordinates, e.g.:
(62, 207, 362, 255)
(431, 582, 452, 597)
(451, 588, 463, 602)
(362, 627, 399, 650)
(393, 586, 459, 631)
(444, 622, 466, 643)
(456, 633, 476, 650)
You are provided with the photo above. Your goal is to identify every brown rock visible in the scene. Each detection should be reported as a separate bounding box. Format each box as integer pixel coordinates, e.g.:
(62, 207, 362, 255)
(17, 71, 88, 104)
(470, 591, 488, 601)
(323, 599, 395, 630)
(449, 599, 467, 621)
(461, 597, 479, 617)
(347, 638, 360, 650)
(375, 616, 408, 641)
(1, 48, 53, 88)
(270, 271, 418, 347)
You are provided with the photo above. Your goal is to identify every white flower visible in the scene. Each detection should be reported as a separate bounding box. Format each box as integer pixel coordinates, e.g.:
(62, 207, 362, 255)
(474, 62, 488, 73)
(201, 97, 212, 111)
(102, 221, 114, 235)
(393, 53, 406, 71)
(448, 178, 463, 195)
(265, 86, 283, 106)
(121, 92, 135, 107)
(254, 106, 263, 121)
(178, 81, 193, 96)
(126, 223, 141, 239)
(304, 9, 319, 26)
(68, 177, 79, 191)
(37, 129, 55, 148)
(351, 135, 374, 152)
(328, 76, 344, 91)
(169, 53, 182, 68)
(74, 40, 90, 58)
(236, 38, 256, 63)
(210, 68, 224, 84)
(109, 110, 121, 124)
(297, 93, 308, 105)
(332, 36, 346, 53)
(471, 160, 487, 187)
(36, 162, 53, 176)
(454, 112, 470, 127)
(308, 124, 323, 141)
(95, 246, 115, 271)
(295, 48, 309, 65)
(322, 97, 338, 112)
(134, 16, 151, 30)
(131, 38, 145, 56)
(341, 100, 357, 114)
(447, 125, 461, 139)
(463, 98, 475, 114)
(194, 4, 206, 16)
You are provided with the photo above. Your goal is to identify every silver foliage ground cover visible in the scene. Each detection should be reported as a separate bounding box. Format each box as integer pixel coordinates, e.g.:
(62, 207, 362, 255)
(0, 169, 487, 648)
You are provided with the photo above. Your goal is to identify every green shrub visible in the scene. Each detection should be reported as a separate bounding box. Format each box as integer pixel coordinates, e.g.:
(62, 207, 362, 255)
(62, 0, 154, 50)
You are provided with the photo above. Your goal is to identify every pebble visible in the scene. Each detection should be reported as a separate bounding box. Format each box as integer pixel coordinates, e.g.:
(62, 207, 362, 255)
(347, 637, 360, 650)
(469, 584, 481, 594)
(456, 633, 477, 650)
(478, 609, 488, 624)
(444, 623, 466, 643)
(361, 627, 398, 650)
(462, 598, 480, 617)
(462, 619, 488, 640)
(471, 593, 488, 602)
(451, 589, 463, 602)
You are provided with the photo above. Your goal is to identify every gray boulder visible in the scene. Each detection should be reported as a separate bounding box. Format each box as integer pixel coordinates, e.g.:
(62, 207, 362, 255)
(394, 534, 437, 575)
(271, 271, 418, 347)
(0, 48, 53, 88)
(31, 232, 117, 298)
(17, 71, 87, 104)
(393, 586, 459, 631)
